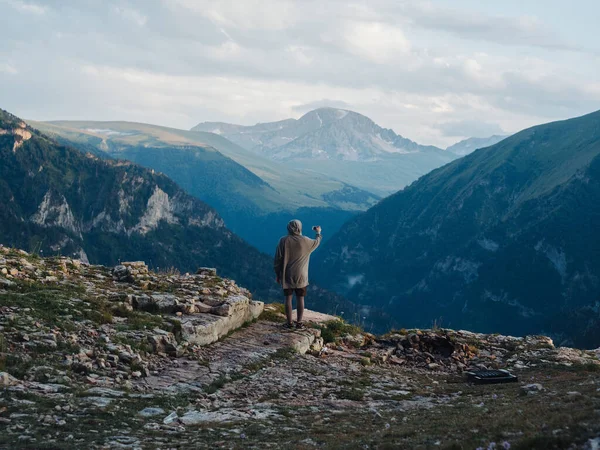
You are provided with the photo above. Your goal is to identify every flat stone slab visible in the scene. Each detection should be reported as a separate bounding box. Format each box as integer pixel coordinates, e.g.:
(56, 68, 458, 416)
(140, 318, 321, 393)
(293, 309, 339, 324)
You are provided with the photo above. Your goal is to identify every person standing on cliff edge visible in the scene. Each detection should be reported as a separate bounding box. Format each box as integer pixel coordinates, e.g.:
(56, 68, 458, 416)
(274, 220, 322, 329)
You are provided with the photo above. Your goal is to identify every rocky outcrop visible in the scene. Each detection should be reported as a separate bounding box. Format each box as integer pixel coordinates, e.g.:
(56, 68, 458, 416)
(31, 191, 80, 235)
(0, 120, 32, 152)
(133, 186, 179, 234)
(1, 245, 599, 449)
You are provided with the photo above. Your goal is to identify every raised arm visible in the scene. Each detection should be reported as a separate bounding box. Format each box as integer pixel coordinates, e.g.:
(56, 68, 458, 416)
(309, 226, 322, 252)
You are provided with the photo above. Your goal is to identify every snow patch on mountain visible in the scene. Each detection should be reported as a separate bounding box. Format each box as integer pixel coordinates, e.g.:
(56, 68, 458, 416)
(86, 128, 134, 137)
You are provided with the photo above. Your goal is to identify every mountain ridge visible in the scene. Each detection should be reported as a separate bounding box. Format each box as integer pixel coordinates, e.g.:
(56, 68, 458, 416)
(446, 135, 508, 156)
(193, 107, 444, 161)
(193, 107, 458, 194)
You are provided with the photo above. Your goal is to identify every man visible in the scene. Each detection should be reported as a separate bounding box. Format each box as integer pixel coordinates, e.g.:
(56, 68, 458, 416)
(274, 220, 322, 329)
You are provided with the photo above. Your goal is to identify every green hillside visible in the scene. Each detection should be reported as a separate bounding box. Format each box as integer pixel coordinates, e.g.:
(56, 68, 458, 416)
(31, 120, 379, 253)
(314, 110, 600, 347)
(0, 109, 279, 298)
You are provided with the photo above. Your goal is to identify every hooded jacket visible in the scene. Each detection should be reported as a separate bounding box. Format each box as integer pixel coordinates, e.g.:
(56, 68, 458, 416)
(274, 220, 322, 289)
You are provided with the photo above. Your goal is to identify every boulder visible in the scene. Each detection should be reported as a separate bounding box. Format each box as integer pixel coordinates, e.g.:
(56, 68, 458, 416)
(0, 277, 15, 288)
(521, 383, 544, 395)
(196, 267, 217, 276)
(0, 371, 19, 387)
(112, 265, 133, 283)
(148, 333, 179, 356)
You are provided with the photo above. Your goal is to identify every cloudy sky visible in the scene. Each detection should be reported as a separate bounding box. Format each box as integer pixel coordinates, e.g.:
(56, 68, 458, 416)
(1, 0, 599, 147)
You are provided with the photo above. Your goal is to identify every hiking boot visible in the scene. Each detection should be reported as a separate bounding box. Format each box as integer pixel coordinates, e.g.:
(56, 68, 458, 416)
(282, 322, 294, 330)
(295, 321, 305, 329)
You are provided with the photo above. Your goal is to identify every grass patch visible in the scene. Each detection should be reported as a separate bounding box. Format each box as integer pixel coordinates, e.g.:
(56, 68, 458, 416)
(204, 374, 228, 394)
(316, 320, 363, 344)
(126, 312, 164, 331)
(260, 303, 286, 323)
(3, 353, 34, 379)
(337, 388, 364, 401)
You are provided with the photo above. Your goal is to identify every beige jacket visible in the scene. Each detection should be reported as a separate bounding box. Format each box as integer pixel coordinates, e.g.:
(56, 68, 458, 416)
(274, 220, 322, 289)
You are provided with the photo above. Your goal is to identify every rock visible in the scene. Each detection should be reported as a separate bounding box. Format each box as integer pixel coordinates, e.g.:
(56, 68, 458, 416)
(344, 333, 366, 348)
(152, 294, 180, 313)
(131, 294, 153, 310)
(521, 383, 544, 395)
(309, 337, 324, 354)
(122, 261, 148, 273)
(148, 333, 178, 356)
(0, 372, 20, 387)
(163, 411, 178, 425)
(83, 397, 113, 408)
(85, 387, 125, 397)
(112, 265, 133, 282)
(180, 410, 238, 425)
(196, 267, 217, 276)
(179, 300, 264, 346)
(0, 277, 15, 288)
(138, 407, 165, 417)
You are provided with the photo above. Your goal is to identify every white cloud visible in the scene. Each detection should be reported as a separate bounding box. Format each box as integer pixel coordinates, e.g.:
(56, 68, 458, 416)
(286, 46, 313, 66)
(173, 0, 298, 31)
(1, 0, 599, 148)
(0, 63, 18, 75)
(339, 21, 411, 63)
(113, 6, 147, 27)
(398, 2, 583, 52)
(5, 0, 47, 15)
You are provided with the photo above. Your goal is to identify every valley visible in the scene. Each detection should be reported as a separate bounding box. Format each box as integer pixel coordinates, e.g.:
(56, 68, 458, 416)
(314, 109, 600, 348)
(31, 120, 379, 253)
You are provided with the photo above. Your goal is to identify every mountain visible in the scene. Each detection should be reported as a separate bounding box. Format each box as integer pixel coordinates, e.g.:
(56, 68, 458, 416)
(31, 120, 379, 254)
(192, 108, 458, 195)
(1, 108, 388, 327)
(195, 108, 442, 161)
(446, 135, 508, 156)
(0, 108, 278, 297)
(313, 109, 600, 348)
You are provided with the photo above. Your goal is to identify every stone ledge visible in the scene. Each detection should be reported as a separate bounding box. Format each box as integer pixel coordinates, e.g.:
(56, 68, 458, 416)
(179, 300, 264, 346)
